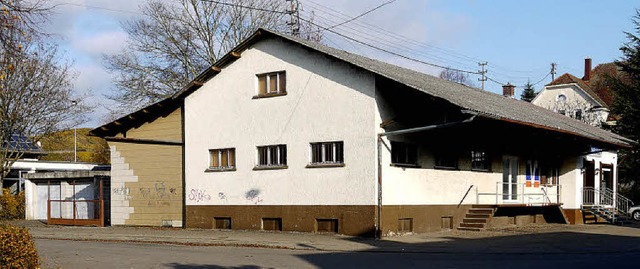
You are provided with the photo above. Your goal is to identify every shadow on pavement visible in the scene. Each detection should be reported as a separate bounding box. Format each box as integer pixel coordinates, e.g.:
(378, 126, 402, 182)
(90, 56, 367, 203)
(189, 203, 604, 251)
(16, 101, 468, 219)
(296, 230, 640, 269)
(166, 264, 262, 269)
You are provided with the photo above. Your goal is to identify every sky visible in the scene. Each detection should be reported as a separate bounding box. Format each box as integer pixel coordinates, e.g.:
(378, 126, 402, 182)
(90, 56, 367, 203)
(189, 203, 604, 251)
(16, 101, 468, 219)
(43, 0, 640, 127)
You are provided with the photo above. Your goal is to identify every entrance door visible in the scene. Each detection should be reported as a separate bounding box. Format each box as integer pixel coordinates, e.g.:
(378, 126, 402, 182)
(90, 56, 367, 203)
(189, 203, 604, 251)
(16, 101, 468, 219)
(502, 157, 519, 202)
(583, 160, 596, 205)
(35, 184, 48, 220)
(601, 164, 613, 192)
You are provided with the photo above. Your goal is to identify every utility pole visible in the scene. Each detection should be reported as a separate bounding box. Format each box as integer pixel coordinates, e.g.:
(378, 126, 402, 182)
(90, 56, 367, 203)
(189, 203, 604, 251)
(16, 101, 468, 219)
(71, 100, 77, 162)
(478, 62, 487, 91)
(550, 63, 557, 81)
(286, 0, 300, 37)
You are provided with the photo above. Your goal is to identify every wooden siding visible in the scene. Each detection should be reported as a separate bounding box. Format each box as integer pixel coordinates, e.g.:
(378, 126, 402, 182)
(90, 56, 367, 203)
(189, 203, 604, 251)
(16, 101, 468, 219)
(125, 107, 182, 141)
(110, 141, 183, 227)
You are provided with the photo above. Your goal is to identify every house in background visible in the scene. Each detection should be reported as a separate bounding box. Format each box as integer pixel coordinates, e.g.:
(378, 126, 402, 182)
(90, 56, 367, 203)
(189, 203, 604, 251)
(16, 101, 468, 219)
(92, 29, 632, 236)
(532, 58, 632, 223)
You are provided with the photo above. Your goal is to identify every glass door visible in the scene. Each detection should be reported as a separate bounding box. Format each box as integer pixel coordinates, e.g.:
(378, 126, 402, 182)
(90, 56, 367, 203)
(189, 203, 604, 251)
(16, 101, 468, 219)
(502, 157, 518, 202)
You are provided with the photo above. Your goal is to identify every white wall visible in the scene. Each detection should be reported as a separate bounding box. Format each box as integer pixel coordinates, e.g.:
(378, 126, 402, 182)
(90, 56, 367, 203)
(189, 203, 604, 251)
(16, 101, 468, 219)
(185, 38, 377, 206)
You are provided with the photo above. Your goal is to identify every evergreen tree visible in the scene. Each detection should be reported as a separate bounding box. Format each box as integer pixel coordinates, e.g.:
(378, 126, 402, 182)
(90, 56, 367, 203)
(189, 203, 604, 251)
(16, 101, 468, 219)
(520, 81, 537, 102)
(611, 9, 640, 202)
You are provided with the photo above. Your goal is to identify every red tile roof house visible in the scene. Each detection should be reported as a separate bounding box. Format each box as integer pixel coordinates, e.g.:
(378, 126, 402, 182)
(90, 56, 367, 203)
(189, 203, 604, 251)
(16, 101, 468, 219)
(532, 58, 632, 225)
(92, 29, 632, 237)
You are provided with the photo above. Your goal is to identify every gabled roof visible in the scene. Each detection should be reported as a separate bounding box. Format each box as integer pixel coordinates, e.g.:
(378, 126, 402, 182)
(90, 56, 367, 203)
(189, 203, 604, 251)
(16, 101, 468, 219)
(93, 28, 632, 148)
(546, 73, 609, 109)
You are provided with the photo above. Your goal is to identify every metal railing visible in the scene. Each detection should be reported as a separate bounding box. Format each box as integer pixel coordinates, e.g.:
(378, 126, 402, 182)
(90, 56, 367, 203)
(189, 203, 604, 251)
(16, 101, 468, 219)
(475, 182, 561, 205)
(583, 187, 635, 218)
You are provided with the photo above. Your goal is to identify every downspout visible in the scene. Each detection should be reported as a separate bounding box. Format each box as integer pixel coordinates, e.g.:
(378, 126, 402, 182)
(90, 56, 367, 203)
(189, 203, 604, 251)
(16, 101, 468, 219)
(375, 115, 476, 239)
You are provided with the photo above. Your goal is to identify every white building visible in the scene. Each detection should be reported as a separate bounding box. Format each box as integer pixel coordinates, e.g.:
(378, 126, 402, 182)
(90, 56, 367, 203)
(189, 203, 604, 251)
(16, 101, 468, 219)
(93, 29, 632, 236)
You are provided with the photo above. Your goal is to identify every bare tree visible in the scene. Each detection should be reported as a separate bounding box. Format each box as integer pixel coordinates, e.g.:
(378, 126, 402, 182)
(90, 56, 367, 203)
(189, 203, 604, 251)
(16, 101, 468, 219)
(547, 99, 607, 128)
(105, 0, 319, 115)
(1, 0, 89, 186)
(439, 68, 476, 88)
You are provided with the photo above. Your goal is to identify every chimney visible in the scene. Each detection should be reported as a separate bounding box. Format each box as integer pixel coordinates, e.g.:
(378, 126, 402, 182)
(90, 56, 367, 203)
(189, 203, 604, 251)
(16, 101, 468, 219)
(582, 57, 592, 81)
(502, 83, 515, 98)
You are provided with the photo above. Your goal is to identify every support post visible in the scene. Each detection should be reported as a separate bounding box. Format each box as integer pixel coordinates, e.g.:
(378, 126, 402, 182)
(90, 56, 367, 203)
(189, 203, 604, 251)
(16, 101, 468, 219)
(376, 135, 383, 239)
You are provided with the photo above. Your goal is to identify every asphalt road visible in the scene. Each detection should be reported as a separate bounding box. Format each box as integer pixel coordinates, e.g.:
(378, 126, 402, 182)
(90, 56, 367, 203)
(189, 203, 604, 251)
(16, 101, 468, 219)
(36, 239, 637, 269)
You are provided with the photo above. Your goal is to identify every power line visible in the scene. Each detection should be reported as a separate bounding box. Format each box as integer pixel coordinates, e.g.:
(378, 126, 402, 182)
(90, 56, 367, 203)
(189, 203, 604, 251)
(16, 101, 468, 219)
(320, 0, 396, 31)
(301, 9, 479, 71)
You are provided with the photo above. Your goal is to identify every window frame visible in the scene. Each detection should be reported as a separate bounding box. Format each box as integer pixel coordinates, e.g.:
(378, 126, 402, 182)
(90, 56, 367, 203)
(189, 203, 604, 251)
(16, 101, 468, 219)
(206, 148, 236, 172)
(434, 151, 458, 170)
(470, 150, 491, 172)
(307, 141, 345, 168)
(254, 71, 287, 98)
(390, 141, 419, 168)
(254, 144, 288, 170)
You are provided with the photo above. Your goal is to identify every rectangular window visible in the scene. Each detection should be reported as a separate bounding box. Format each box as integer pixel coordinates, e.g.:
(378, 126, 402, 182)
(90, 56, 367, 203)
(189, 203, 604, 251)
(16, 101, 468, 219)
(256, 71, 286, 97)
(310, 141, 344, 165)
(208, 148, 236, 171)
(391, 142, 418, 166)
(256, 145, 287, 168)
(471, 151, 491, 171)
(575, 109, 582, 120)
(435, 151, 458, 169)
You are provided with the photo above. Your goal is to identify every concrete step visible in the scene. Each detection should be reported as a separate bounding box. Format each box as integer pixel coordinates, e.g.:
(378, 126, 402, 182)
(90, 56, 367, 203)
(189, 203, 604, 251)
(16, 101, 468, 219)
(459, 222, 485, 228)
(471, 205, 497, 209)
(468, 208, 494, 214)
(466, 213, 491, 219)
(457, 226, 483, 231)
(462, 218, 488, 224)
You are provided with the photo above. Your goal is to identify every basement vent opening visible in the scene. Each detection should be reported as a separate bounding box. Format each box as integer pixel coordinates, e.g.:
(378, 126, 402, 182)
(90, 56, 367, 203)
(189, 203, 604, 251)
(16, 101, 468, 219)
(316, 219, 338, 233)
(214, 217, 232, 229)
(261, 218, 282, 231)
(441, 216, 453, 230)
(398, 218, 413, 233)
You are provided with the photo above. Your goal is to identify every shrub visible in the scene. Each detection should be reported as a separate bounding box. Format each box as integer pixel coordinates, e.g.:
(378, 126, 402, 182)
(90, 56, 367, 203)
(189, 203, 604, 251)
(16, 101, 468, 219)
(0, 224, 40, 268)
(0, 189, 25, 220)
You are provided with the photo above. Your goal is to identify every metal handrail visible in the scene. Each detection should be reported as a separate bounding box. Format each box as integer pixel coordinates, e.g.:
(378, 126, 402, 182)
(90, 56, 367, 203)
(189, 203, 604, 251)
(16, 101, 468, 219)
(458, 185, 474, 208)
(475, 182, 561, 205)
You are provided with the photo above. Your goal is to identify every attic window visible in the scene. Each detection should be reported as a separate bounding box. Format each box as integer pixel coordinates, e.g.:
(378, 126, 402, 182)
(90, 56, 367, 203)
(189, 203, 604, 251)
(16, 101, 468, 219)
(255, 71, 286, 98)
(556, 94, 567, 103)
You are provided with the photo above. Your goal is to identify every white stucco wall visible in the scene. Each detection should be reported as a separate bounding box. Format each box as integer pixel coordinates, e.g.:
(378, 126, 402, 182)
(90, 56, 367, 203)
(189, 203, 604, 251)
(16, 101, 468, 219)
(184, 38, 377, 206)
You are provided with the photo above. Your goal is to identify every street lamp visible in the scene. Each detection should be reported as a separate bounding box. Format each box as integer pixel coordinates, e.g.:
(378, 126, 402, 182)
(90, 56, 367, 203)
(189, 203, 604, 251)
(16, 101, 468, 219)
(71, 100, 77, 162)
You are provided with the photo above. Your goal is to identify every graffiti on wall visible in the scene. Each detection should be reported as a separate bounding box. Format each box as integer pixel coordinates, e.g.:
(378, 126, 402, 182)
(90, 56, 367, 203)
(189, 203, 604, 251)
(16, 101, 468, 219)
(188, 189, 211, 202)
(245, 188, 263, 205)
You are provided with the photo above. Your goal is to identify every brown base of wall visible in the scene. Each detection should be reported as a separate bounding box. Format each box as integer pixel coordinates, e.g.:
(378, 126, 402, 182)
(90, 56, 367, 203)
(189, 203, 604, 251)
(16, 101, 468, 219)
(186, 205, 377, 237)
(562, 209, 584, 225)
(381, 205, 472, 235)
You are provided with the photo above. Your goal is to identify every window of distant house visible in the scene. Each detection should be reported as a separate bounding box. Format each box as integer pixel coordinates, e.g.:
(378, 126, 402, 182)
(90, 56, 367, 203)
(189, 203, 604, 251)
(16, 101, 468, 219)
(391, 142, 418, 167)
(556, 94, 567, 103)
(574, 109, 583, 120)
(309, 141, 344, 167)
(558, 109, 566, 116)
(255, 145, 287, 169)
(471, 151, 491, 171)
(435, 151, 458, 170)
(208, 148, 236, 171)
(256, 71, 286, 97)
